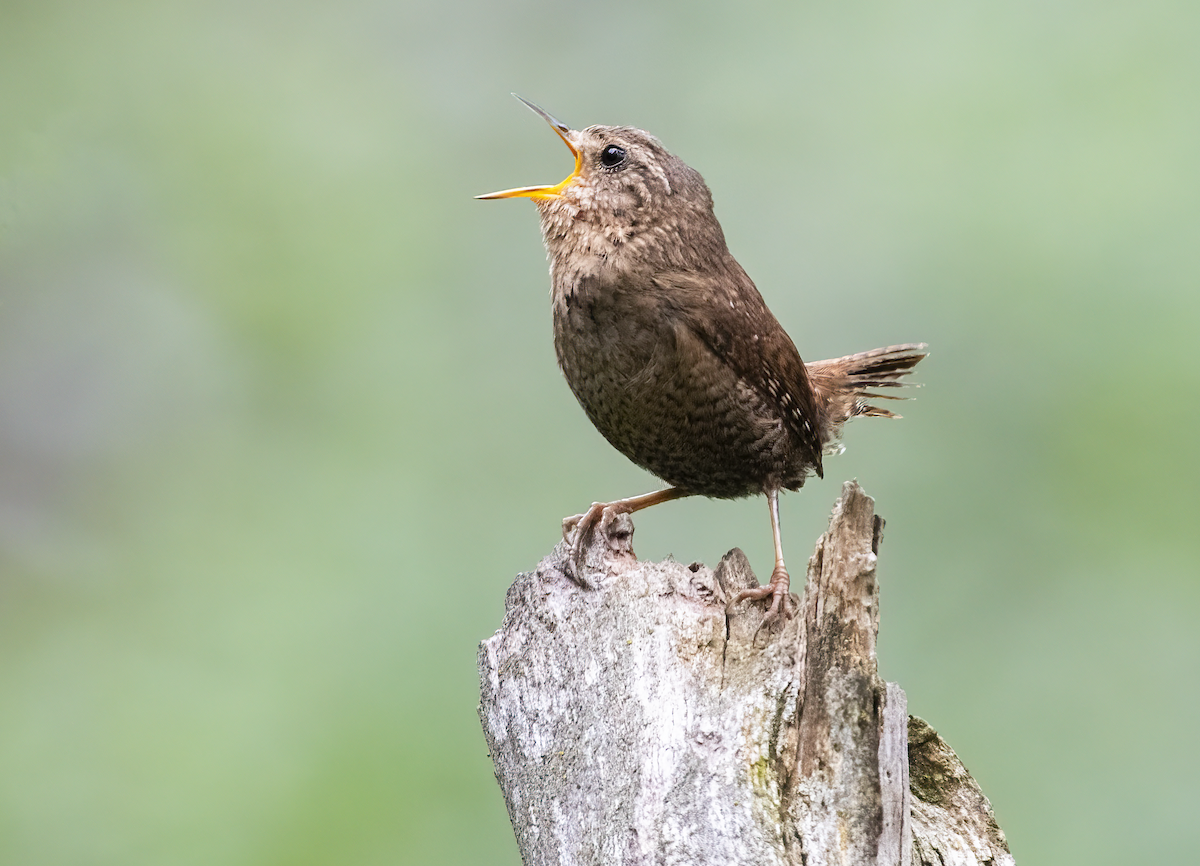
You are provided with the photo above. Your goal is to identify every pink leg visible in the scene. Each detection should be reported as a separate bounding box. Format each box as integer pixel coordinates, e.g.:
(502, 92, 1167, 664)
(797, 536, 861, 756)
(564, 487, 689, 573)
(733, 489, 795, 622)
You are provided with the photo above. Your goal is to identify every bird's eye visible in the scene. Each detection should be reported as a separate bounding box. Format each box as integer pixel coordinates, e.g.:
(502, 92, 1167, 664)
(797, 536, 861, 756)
(599, 144, 627, 168)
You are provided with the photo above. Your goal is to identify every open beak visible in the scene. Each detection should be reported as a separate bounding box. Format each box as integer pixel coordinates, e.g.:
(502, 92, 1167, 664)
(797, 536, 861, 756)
(476, 96, 582, 200)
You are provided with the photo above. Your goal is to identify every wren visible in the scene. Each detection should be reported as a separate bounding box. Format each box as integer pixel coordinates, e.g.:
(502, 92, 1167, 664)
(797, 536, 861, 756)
(478, 97, 926, 621)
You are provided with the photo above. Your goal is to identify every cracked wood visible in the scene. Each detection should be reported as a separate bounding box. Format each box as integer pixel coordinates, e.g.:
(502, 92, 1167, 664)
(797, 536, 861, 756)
(478, 482, 1012, 866)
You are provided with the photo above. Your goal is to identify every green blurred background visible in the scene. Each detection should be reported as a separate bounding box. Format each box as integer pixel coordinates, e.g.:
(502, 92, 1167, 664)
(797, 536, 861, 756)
(1, 1, 1197, 863)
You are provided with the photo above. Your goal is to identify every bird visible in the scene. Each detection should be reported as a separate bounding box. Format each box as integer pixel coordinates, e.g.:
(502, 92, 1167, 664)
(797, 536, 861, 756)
(478, 96, 926, 622)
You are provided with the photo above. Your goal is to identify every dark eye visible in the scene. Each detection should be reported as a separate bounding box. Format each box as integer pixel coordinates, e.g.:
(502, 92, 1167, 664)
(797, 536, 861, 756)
(599, 144, 627, 168)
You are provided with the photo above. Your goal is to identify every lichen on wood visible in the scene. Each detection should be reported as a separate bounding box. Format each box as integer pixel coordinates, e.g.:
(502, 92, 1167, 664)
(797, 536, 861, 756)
(478, 482, 1013, 866)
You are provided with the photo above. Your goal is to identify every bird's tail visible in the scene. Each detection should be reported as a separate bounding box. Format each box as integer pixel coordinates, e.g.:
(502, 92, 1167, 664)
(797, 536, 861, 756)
(806, 343, 928, 447)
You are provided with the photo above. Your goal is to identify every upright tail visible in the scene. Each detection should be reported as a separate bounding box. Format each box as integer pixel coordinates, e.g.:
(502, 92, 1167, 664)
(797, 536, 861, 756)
(806, 343, 928, 446)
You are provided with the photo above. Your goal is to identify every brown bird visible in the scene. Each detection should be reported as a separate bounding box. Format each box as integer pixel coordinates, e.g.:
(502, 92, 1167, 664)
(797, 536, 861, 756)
(478, 97, 926, 621)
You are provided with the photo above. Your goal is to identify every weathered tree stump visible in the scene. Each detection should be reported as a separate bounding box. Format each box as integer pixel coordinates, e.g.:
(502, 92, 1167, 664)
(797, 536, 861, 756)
(478, 481, 1012, 866)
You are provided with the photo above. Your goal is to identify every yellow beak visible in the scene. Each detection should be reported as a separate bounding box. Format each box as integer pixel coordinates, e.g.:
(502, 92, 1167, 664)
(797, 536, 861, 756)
(476, 96, 582, 200)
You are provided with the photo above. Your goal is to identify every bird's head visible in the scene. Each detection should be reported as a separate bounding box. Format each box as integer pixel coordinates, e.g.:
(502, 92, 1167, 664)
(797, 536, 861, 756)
(477, 97, 717, 262)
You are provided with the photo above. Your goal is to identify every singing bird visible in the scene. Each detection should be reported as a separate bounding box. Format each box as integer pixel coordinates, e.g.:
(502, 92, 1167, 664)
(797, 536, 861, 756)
(478, 97, 926, 621)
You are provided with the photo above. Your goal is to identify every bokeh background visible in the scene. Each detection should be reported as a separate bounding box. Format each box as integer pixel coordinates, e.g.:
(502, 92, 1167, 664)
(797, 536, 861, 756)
(2, 1, 1197, 863)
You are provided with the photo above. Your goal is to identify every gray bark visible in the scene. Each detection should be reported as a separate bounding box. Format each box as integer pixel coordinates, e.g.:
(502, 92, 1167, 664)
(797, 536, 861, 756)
(479, 481, 1012, 866)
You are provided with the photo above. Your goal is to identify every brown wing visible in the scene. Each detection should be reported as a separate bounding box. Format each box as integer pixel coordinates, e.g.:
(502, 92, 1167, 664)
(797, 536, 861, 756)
(650, 267, 826, 478)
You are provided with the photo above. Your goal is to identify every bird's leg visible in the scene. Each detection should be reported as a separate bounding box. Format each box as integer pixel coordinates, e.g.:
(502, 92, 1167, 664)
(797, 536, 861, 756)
(563, 487, 689, 578)
(733, 489, 796, 622)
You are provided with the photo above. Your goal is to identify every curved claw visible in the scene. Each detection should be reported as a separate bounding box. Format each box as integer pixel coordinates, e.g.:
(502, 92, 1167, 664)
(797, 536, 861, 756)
(562, 502, 604, 541)
(733, 563, 795, 623)
(563, 502, 608, 573)
(559, 488, 687, 584)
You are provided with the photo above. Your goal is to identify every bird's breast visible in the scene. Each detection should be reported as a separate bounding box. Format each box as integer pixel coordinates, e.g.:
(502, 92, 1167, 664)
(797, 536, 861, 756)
(550, 274, 798, 498)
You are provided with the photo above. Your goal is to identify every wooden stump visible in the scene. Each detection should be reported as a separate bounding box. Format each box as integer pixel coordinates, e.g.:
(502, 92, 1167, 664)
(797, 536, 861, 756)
(479, 481, 1012, 866)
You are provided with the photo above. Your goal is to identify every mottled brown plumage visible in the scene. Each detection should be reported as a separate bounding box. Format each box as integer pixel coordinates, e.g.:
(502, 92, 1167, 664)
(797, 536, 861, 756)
(479, 98, 926, 620)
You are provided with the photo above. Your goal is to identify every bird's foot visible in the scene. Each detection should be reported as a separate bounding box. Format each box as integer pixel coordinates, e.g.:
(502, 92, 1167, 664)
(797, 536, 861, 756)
(562, 502, 636, 585)
(732, 562, 795, 624)
(561, 502, 605, 545)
